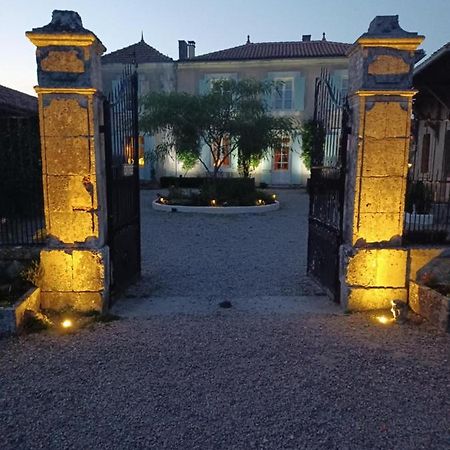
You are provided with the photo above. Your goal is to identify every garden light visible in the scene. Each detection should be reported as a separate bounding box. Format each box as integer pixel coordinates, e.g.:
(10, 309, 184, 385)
(210, 199, 217, 207)
(272, 194, 277, 200)
(376, 315, 393, 325)
(61, 319, 73, 329)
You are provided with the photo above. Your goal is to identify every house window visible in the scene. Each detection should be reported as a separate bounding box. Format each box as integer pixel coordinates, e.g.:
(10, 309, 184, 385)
(273, 78, 293, 110)
(212, 135, 231, 168)
(421, 133, 431, 173)
(138, 136, 145, 166)
(274, 136, 290, 170)
(125, 136, 145, 165)
(200, 73, 237, 95)
(443, 129, 450, 178)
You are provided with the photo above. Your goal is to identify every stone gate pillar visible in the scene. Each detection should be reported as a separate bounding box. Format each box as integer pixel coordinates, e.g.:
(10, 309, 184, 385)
(26, 10, 109, 312)
(340, 16, 424, 310)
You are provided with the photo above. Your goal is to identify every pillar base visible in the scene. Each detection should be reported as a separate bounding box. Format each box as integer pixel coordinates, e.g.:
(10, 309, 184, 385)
(39, 246, 109, 312)
(339, 244, 407, 311)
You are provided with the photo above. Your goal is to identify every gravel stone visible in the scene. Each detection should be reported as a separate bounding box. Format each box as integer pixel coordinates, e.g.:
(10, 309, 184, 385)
(133, 189, 322, 299)
(0, 189, 448, 449)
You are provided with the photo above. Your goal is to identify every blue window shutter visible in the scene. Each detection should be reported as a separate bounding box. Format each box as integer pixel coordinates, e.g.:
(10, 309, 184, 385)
(199, 77, 209, 95)
(294, 74, 305, 111)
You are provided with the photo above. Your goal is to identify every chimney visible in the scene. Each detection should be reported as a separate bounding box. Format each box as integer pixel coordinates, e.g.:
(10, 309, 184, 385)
(178, 40, 188, 60)
(302, 34, 311, 42)
(187, 41, 196, 59)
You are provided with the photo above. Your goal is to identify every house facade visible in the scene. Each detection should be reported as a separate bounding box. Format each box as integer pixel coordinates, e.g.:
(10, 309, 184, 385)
(412, 43, 450, 199)
(101, 37, 176, 181)
(102, 35, 350, 186)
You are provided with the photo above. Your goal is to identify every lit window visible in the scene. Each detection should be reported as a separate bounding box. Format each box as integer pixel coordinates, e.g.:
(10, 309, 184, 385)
(274, 136, 290, 170)
(125, 135, 145, 165)
(273, 78, 293, 110)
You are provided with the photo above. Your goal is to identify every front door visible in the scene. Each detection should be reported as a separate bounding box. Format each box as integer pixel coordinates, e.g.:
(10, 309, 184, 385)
(271, 136, 291, 185)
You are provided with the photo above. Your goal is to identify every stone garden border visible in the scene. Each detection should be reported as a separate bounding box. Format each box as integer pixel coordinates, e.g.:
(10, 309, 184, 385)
(152, 200, 280, 214)
(409, 281, 450, 333)
(0, 287, 40, 335)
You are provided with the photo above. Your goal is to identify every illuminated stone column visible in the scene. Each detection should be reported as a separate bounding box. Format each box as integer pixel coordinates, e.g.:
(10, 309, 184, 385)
(340, 16, 424, 310)
(27, 10, 109, 312)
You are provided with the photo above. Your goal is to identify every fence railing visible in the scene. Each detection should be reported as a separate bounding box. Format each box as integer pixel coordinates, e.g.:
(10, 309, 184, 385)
(403, 132, 450, 244)
(0, 115, 45, 246)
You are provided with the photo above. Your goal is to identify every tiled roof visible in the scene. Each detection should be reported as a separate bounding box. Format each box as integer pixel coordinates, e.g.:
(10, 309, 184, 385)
(191, 41, 351, 62)
(102, 39, 173, 64)
(414, 42, 450, 77)
(0, 85, 37, 116)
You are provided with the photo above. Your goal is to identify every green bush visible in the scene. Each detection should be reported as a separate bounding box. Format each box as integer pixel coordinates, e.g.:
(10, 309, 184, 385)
(199, 178, 256, 206)
(160, 176, 209, 188)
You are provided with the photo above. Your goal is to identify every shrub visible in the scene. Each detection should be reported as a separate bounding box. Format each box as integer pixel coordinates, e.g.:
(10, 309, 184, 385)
(199, 178, 256, 206)
(160, 176, 209, 189)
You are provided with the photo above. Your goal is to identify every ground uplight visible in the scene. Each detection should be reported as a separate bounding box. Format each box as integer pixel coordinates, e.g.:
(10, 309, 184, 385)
(61, 319, 73, 329)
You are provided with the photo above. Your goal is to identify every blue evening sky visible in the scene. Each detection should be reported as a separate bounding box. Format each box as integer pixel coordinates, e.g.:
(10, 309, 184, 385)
(1, 0, 449, 95)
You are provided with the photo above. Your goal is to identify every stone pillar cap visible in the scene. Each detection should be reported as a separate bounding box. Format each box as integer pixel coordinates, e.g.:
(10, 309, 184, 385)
(351, 15, 424, 52)
(26, 10, 106, 52)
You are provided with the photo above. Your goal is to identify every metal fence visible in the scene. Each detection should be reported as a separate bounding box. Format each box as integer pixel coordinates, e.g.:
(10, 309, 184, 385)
(404, 127, 450, 244)
(0, 116, 45, 246)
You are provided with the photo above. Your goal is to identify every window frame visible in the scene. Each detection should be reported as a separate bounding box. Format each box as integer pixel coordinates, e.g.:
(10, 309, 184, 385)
(272, 77, 294, 111)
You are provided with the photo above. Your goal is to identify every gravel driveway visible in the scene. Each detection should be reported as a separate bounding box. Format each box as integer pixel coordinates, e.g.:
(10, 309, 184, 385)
(125, 189, 322, 301)
(0, 189, 449, 449)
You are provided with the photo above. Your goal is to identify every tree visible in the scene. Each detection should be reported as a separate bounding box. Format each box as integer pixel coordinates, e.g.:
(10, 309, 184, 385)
(140, 79, 297, 178)
(299, 119, 325, 170)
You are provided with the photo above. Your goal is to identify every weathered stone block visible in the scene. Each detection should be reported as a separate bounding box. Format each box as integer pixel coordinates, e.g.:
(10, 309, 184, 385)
(72, 249, 107, 291)
(40, 50, 85, 73)
(356, 212, 402, 244)
(408, 248, 446, 281)
(40, 291, 104, 312)
(346, 287, 407, 311)
(48, 211, 98, 243)
(362, 138, 409, 177)
(346, 248, 407, 287)
(42, 98, 89, 137)
(40, 249, 73, 291)
(364, 102, 409, 139)
(45, 137, 93, 175)
(368, 55, 409, 75)
(358, 176, 405, 213)
(46, 175, 97, 213)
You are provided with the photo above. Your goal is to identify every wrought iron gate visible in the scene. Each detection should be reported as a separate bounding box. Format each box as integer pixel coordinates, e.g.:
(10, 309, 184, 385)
(307, 70, 349, 302)
(103, 65, 141, 296)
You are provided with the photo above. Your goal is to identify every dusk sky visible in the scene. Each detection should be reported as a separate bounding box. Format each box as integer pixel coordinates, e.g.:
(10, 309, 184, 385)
(1, 0, 449, 95)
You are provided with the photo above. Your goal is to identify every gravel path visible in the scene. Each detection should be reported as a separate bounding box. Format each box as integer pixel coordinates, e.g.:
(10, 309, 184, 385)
(128, 189, 322, 300)
(0, 189, 449, 449)
(0, 313, 449, 449)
